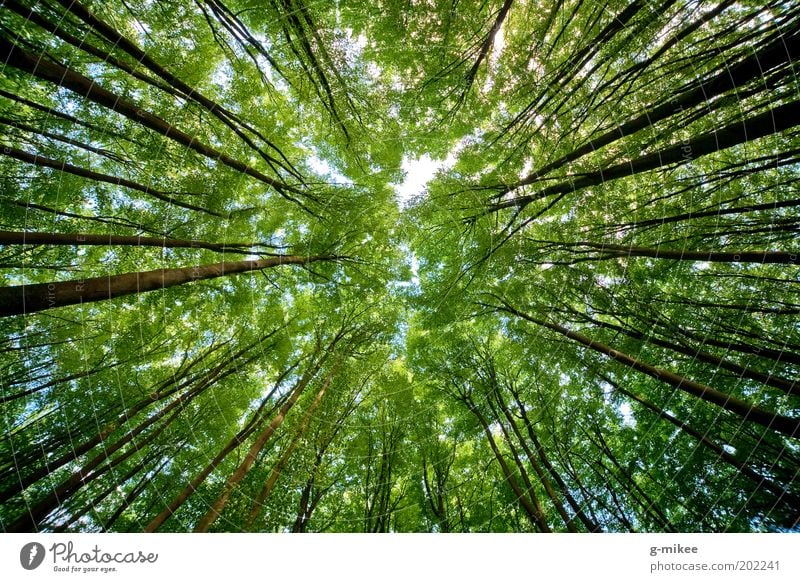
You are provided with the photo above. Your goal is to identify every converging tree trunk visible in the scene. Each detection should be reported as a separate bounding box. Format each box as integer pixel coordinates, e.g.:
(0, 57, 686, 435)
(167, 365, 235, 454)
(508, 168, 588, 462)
(492, 298, 800, 438)
(0, 255, 337, 317)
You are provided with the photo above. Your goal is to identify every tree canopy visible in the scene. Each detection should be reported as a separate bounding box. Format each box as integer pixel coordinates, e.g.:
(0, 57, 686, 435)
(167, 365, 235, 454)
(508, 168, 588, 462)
(0, 0, 798, 532)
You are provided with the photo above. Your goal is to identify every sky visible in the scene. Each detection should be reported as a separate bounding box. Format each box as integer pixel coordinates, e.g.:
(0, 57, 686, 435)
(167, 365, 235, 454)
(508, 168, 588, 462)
(394, 153, 457, 208)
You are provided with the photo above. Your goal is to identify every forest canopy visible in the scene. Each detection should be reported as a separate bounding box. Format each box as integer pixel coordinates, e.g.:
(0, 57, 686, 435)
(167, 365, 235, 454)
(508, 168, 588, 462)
(0, 0, 799, 532)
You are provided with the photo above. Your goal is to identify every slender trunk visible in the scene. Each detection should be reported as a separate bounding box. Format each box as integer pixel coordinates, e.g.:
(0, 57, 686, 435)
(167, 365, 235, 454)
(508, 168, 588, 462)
(488, 99, 800, 213)
(506, 0, 650, 133)
(581, 454, 637, 531)
(559, 447, 628, 531)
(421, 444, 455, 533)
(613, 381, 800, 513)
(548, 241, 800, 265)
(0, 146, 223, 216)
(495, 299, 800, 438)
(7, 395, 192, 532)
(289, 442, 330, 533)
(422, 457, 449, 531)
(612, 196, 800, 233)
(0, 88, 146, 148)
(0, 366, 187, 502)
(467, 400, 551, 532)
(275, 0, 351, 140)
(0, 37, 301, 199)
(0, 114, 129, 163)
(48, 0, 300, 178)
(291, 474, 316, 532)
(244, 371, 332, 529)
(0, 336, 256, 502)
(493, 390, 579, 531)
(489, 401, 552, 532)
(143, 356, 300, 532)
(532, 28, 800, 178)
(513, 395, 603, 532)
(574, 312, 799, 396)
(1, 356, 122, 404)
(588, 426, 676, 531)
(683, 325, 800, 368)
(0, 254, 336, 317)
(0, 197, 169, 238)
(102, 456, 171, 532)
(464, 0, 514, 87)
(193, 358, 333, 532)
(4, 333, 260, 525)
(51, 451, 160, 532)
(649, 297, 800, 317)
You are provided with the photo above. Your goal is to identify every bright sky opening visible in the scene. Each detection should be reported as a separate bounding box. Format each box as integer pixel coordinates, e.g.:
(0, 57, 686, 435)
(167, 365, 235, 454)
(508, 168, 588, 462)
(393, 153, 456, 208)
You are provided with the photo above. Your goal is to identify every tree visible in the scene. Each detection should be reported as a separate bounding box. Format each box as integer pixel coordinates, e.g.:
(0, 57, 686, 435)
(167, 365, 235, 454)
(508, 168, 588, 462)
(1, 0, 799, 533)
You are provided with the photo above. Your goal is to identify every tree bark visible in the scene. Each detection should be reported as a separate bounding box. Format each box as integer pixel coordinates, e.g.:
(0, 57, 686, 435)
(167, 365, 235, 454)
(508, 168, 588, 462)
(611, 380, 800, 514)
(488, 99, 800, 214)
(192, 357, 334, 532)
(545, 241, 800, 265)
(7, 0, 299, 179)
(570, 311, 799, 396)
(143, 357, 301, 532)
(492, 389, 579, 531)
(467, 399, 551, 532)
(494, 299, 800, 438)
(0, 254, 336, 317)
(243, 369, 332, 529)
(0, 146, 223, 216)
(509, 386, 603, 532)
(0, 37, 301, 200)
(531, 27, 800, 178)
(7, 392, 194, 532)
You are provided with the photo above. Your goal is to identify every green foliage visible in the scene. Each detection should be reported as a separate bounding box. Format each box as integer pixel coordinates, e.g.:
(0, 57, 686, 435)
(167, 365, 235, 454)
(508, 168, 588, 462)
(0, 0, 798, 533)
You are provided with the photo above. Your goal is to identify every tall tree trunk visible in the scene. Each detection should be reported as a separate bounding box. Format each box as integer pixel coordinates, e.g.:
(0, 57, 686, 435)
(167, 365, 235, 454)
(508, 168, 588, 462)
(461, 0, 515, 93)
(0, 336, 240, 500)
(544, 241, 800, 265)
(487, 99, 800, 214)
(291, 473, 316, 532)
(494, 299, 800, 438)
(52, 450, 162, 532)
(488, 399, 553, 531)
(0, 254, 336, 317)
(0, 146, 223, 216)
(610, 379, 800, 514)
(0, 37, 302, 201)
(5, 0, 300, 179)
(243, 370, 333, 529)
(1, 357, 194, 502)
(509, 386, 603, 532)
(642, 314, 800, 367)
(530, 27, 800, 179)
(491, 389, 579, 531)
(143, 357, 301, 532)
(570, 310, 799, 396)
(586, 425, 676, 531)
(466, 399, 551, 532)
(101, 456, 171, 532)
(4, 332, 265, 528)
(193, 358, 335, 532)
(7, 395, 192, 532)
